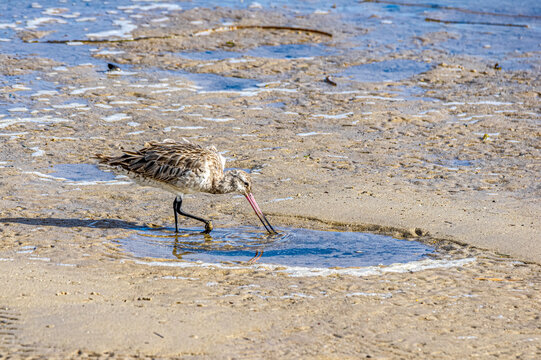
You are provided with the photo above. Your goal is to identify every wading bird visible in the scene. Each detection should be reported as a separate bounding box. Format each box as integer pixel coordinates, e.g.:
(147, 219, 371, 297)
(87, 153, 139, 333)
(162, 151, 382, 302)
(95, 140, 275, 235)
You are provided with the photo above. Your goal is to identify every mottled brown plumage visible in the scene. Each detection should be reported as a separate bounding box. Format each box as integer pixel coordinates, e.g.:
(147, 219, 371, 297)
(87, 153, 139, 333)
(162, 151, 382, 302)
(95, 140, 275, 235)
(96, 141, 228, 195)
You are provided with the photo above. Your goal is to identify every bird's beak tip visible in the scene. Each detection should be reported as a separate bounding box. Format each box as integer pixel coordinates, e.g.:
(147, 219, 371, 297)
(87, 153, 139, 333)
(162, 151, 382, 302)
(244, 192, 276, 234)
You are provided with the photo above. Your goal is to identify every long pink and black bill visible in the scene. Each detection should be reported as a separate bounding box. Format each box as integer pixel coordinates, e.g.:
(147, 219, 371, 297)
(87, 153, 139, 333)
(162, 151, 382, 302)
(244, 193, 276, 234)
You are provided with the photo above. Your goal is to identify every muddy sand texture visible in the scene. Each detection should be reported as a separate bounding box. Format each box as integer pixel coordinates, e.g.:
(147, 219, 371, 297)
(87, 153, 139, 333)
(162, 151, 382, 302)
(1, 6, 540, 360)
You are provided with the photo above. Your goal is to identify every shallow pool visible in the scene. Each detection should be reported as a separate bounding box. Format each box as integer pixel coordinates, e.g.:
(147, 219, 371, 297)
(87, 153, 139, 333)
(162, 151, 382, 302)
(118, 226, 435, 268)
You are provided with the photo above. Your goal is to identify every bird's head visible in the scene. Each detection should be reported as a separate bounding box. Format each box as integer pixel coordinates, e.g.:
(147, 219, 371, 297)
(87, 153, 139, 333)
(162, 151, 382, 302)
(227, 169, 253, 195)
(225, 169, 276, 234)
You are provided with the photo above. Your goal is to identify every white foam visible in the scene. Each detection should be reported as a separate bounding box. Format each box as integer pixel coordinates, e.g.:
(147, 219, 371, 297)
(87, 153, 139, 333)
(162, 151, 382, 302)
(323, 90, 361, 95)
(95, 103, 113, 109)
(161, 275, 198, 280)
(281, 293, 314, 299)
(229, 58, 252, 63)
(249, 2, 263, 9)
(151, 87, 196, 94)
(32, 90, 58, 97)
(110, 100, 138, 105)
(468, 101, 515, 105)
(131, 83, 168, 89)
(24, 171, 68, 181)
(197, 88, 296, 97)
(196, 90, 255, 96)
(164, 126, 205, 132)
(52, 102, 87, 109)
(0, 116, 71, 129)
(280, 258, 476, 277)
(42, 8, 68, 15)
(127, 257, 476, 278)
(8, 107, 28, 112)
(0, 23, 17, 30)
(38, 136, 79, 141)
(102, 113, 131, 122)
(12, 84, 31, 91)
(355, 95, 405, 101)
(151, 17, 169, 23)
(70, 86, 105, 95)
(107, 70, 137, 76)
(26, 17, 67, 29)
(312, 112, 354, 119)
(161, 106, 186, 112)
(64, 41, 85, 46)
(30, 147, 45, 157)
(259, 88, 298, 94)
(443, 101, 515, 106)
(346, 292, 393, 299)
(60, 12, 81, 19)
(459, 114, 494, 121)
(76, 17, 96, 22)
(96, 49, 125, 55)
(474, 132, 499, 136)
(17, 250, 35, 254)
(118, 4, 182, 11)
(266, 197, 293, 203)
(0, 132, 28, 139)
(29, 257, 50, 262)
(86, 19, 136, 39)
(296, 132, 331, 137)
(202, 117, 234, 122)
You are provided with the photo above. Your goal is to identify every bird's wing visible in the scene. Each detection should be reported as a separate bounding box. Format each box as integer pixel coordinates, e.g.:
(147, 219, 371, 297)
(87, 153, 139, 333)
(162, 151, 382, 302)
(99, 142, 224, 184)
(206, 145, 226, 172)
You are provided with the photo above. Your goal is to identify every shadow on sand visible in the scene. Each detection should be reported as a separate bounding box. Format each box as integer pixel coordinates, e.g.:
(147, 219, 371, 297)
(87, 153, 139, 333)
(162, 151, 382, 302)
(0, 217, 140, 230)
(0, 217, 264, 263)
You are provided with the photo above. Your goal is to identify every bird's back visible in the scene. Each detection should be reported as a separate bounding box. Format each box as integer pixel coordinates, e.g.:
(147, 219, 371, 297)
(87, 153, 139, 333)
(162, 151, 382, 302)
(96, 141, 225, 194)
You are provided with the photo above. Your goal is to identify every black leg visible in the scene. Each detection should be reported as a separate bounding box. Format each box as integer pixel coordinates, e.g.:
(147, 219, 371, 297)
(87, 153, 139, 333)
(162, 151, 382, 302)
(173, 195, 213, 233)
(173, 197, 180, 233)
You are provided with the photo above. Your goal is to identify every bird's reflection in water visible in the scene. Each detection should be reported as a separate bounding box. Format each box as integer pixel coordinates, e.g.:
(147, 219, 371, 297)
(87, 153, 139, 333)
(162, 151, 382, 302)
(136, 227, 282, 264)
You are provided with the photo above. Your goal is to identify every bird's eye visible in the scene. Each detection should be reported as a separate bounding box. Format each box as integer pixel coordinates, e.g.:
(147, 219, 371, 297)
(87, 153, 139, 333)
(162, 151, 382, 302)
(243, 181, 249, 187)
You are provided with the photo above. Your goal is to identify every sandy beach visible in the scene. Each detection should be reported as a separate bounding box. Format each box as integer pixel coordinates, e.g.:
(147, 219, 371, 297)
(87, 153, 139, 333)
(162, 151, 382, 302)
(0, 1, 540, 359)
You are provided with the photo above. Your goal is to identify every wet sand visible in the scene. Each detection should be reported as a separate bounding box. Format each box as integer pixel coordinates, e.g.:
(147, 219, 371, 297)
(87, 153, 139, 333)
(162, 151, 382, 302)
(1, 4, 540, 359)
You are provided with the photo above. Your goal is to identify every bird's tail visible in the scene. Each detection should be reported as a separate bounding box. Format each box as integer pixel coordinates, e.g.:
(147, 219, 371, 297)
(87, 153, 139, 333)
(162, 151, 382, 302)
(94, 153, 112, 164)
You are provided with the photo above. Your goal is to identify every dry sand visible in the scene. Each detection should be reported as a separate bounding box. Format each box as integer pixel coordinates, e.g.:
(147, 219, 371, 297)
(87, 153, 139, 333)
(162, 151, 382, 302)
(0, 7, 540, 359)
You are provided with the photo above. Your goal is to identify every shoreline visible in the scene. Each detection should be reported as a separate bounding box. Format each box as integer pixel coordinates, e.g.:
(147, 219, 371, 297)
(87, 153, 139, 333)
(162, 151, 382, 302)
(1, 4, 540, 358)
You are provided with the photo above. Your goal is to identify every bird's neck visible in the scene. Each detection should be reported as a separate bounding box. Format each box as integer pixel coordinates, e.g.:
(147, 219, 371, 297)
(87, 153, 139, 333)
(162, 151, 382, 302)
(212, 172, 236, 194)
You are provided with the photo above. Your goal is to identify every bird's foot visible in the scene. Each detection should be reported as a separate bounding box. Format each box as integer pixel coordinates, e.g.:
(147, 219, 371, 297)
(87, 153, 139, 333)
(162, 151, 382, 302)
(203, 221, 213, 234)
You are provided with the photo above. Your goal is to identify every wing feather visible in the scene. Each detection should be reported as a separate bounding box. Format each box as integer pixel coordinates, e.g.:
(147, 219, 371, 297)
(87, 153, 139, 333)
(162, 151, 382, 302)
(96, 141, 224, 186)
